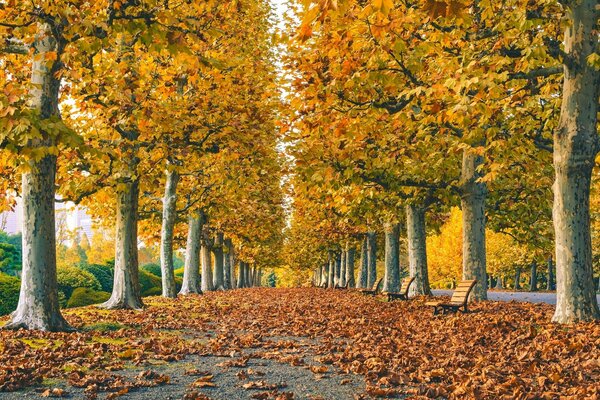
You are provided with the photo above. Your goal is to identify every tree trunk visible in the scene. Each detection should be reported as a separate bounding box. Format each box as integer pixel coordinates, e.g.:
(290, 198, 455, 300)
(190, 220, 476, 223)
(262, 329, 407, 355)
(461, 149, 488, 301)
(367, 232, 377, 287)
(357, 236, 368, 288)
(327, 251, 334, 288)
(406, 204, 431, 296)
(223, 238, 232, 289)
(530, 261, 538, 292)
(237, 261, 245, 288)
(4, 24, 71, 331)
(201, 232, 214, 292)
(547, 256, 554, 291)
(339, 248, 347, 287)
(515, 268, 521, 290)
(345, 244, 355, 288)
(160, 167, 179, 298)
(101, 176, 143, 309)
(179, 213, 202, 295)
(383, 222, 400, 293)
(551, 0, 600, 323)
(257, 267, 263, 287)
(494, 275, 503, 290)
(212, 232, 224, 290)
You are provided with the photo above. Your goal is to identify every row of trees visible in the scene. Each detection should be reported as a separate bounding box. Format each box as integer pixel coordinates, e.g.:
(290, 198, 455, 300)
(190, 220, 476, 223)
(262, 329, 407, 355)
(282, 0, 599, 323)
(0, 0, 285, 331)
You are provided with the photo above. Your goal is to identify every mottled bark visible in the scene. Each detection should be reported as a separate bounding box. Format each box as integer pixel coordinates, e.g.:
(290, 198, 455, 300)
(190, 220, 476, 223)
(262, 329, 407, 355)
(406, 204, 431, 296)
(179, 213, 202, 295)
(345, 244, 355, 288)
(357, 236, 368, 288)
(367, 232, 377, 287)
(551, 0, 600, 323)
(383, 222, 400, 293)
(4, 24, 71, 331)
(515, 268, 521, 290)
(212, 232, 224, 290)
(547, 256, 554, 291)
(237, 261, 245, 288)
(160, 168, 179, 298)
(327, 251, 335, 288)
(530, 261, 538, 292)
(461, 149, 488, 301)
(494, 276, 503, 290)
(201, 231, 214, 292)
(223, 238, 233, 289)
(339, 248, 347, 287)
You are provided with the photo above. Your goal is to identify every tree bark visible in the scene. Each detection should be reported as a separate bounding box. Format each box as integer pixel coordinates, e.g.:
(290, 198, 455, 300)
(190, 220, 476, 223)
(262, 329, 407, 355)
(327, 251, 334, 288)
(4, 24, 71, 331)
(515, 268, 521, 290)
(180, 213, 202, 295)
(160, 167, 179, 298)
(551, 0, 600, 323)
(530, 261, 538, 292)
(357, 236, 368, 288)
(494, 275, 503, 290)
(547, 256, 554, 291)
(406, 204, 431, 296)
(339, 247, 347, 287)
(367, 232, 377, 287)
(201, 230, 214, 292)
(383, 222, 400, 293)
(345, 244, 355, 288)
(237, 261, 245, 288)
(223, 238, 232, 289)
(212, 232, 225, 290)
(101, 175, 143, 309)
(461, 149, 487, 301)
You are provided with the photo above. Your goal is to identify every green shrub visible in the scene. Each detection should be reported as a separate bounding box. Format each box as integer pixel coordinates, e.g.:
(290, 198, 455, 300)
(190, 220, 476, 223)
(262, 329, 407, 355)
(57, 266, 102, 299)
(139, 269, 162, 297)
(141, 263, 161, 277)
(174, 267, 184, 277)
(66, 287, 110, 308)
(0, 273, 20, 316)
(81, 264, 114, 292)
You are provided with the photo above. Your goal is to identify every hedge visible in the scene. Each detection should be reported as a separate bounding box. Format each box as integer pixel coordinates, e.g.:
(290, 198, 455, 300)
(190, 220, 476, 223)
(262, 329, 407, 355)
(0, 273, 20, 316)
(81, 263, 114, 292)
(67, 287, 111, 308)
(57, 266, 102, 299)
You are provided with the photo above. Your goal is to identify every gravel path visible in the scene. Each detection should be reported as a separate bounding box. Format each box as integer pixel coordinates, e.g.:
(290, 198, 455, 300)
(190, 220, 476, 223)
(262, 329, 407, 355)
(432, 289, 600, 305)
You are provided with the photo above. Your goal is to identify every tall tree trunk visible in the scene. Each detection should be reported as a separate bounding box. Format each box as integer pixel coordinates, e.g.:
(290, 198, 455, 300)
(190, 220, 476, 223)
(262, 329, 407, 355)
(334, 253, 341, 287)
(212, 232, 224, 290)
(180, 213, 202, 295)
(201, 231, 214, 292)
(367, 232, 377, 287)
(237, 261, 245, 288)
(327, 251, 335, 288)
(530, 261, 538, 292)
(345, 244, 355, 288)
(515, 268, 521, 290)
(494, 275, 503, 290)
(223, 238, 232, 289)
(339, 248, 347, 287)
(357, 236, 368, 288)
(551, 0, 600, 323)
(461, 149, 487, 301)
(5, 24, 71, 331)
(547, 256, 554, 291)
(406, 204, 431, 296)
(160, 167, 179, 298)
(383, 222, 400, 293)
(102, 175, 143, 309)
(257, 267, 263, 287)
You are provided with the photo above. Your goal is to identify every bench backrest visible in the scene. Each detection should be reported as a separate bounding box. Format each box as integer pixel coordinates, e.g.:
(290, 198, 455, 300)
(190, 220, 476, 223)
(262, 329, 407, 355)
(450, 279, 477, 304)
(400, 277, 416, 296)
(373, 278, 383, 292)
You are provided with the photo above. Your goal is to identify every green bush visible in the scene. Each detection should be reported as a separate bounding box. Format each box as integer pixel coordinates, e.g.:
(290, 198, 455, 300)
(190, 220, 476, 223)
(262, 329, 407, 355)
(67, 287, 110, 308)
(57, 266, 102, 299)
(81, 264, 114, 292)
(141, 263, 161, 277)
(174, 267, 184, 277)
(0, 273, 20, 316)
(139, 269, 162, 297)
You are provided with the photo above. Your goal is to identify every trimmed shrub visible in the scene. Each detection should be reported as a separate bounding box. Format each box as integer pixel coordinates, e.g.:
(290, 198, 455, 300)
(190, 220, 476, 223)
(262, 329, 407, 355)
(139, 269, 162, 297)
(174, 267, 184, 277)
(141, 263, 161, 277)
(67, 287, 110, 308)
(81, 264, 114, 292)
(0, 273, 20, 316)
(57, 266, 102, 299)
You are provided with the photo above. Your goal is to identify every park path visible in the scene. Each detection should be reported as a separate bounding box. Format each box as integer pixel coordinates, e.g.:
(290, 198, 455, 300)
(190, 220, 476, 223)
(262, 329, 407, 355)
(432, 289, 600, 305)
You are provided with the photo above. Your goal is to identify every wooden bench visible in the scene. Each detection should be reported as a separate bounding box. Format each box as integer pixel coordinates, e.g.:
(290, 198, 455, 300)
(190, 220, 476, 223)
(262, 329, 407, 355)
(425, 279, 478, 315)
(384, 277, 415, 301)
(358, 278, 383, 296)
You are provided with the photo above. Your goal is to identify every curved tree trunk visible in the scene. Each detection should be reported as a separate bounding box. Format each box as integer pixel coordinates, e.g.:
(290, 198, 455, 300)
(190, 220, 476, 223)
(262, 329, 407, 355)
(212, 232, 224, 290)
(180, 213, 202, 295)
(102, 175, 143, 309)
(5, 24, 71, 331)
(345, 244, 355, 288)
(160, 167, 179, 298)
(383, 222, 400, 293)
(357, 236, 368, 288)
(367, 232, 377, 287)
(551, 0, 600, 323)
(406, 204, 431, 296)
(461, 149, 488, 301)
(201, 231, 214, 292)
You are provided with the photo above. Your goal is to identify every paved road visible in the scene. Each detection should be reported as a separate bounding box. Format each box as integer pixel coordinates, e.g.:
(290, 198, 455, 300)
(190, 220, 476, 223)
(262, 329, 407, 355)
(431, 289, 600, 305)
